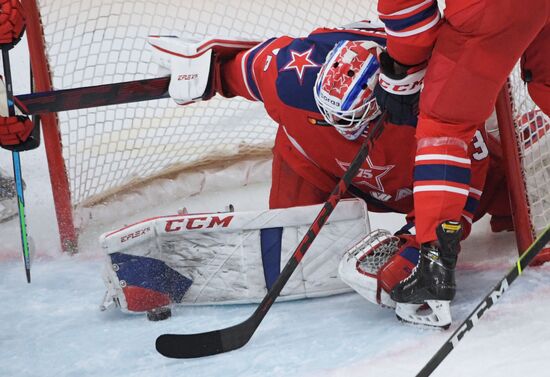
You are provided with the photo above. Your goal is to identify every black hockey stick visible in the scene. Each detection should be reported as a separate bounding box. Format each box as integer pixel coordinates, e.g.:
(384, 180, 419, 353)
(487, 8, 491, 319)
(416, 223, 550, 377)
(155, 113, 387, 358)
(13, 77, 170, 115)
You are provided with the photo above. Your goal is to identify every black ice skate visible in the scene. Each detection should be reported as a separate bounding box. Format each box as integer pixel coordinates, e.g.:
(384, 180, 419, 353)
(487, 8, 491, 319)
(390, 220, 463, 329)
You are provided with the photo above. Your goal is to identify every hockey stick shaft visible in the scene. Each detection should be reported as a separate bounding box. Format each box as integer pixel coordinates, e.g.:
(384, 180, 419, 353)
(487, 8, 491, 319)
(155, 113, 386, 358)
(2, 48, 32, 283)
(416, 223, 550, 377)
(13, 77, 170, 115)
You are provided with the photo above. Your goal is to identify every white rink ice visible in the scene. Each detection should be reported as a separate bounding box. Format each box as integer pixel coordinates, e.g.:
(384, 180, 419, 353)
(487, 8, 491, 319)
(1, 37, 550, 377)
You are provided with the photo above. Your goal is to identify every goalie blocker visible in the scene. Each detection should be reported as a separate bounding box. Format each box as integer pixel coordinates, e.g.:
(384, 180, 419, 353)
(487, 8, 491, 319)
(147, 35, 261, 104)
(100, 199, 370, 316)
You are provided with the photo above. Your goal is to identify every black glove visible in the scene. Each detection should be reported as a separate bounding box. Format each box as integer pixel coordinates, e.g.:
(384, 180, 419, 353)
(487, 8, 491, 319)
(374, 51, 426, 126)
(394, 221, 415, 236)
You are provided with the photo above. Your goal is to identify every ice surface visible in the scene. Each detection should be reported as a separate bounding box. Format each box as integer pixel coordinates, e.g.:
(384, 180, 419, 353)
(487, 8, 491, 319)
(2, 191, 550, 377)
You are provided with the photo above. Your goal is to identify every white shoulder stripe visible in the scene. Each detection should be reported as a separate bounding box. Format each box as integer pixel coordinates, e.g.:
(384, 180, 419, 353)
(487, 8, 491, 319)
(413, 185, 469, 196)
(378, 0, 434, 17)
(415, 154, 471, 165)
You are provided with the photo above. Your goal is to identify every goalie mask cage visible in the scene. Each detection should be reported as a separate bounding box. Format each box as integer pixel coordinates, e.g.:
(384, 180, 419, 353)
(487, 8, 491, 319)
(22, 0, 549, 256)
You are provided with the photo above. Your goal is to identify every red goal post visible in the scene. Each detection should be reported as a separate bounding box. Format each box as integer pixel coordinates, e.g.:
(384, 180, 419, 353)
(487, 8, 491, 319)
(21, 0, 549, 260)
(24, 0, 76, 251)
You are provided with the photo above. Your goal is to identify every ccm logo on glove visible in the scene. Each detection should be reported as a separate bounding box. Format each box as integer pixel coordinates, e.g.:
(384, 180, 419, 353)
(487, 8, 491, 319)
(379, 75, 423, 95)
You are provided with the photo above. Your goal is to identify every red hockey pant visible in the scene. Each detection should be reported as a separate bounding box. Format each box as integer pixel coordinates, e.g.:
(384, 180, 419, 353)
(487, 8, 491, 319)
(414, 0, 550, 243)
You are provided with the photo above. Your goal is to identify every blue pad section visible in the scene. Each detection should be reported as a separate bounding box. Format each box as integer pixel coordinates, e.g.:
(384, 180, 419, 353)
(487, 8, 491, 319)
(110, 252, 193, 302)
(414, 164, 471, 185)
(400, 247, 420, 265)
(260, 228, 283, 290)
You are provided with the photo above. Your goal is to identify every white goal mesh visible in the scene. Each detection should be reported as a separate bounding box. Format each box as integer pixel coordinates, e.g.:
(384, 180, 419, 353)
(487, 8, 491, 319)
(507, 66, 550, 236)
(34, 0, 372, 208)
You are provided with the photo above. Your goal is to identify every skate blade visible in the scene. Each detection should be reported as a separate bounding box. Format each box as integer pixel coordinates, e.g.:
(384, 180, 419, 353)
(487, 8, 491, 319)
(395, 300, 452, 329)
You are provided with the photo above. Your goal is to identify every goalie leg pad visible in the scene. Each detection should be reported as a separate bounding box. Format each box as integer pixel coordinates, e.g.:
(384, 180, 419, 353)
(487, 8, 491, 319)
(101, 199, 369, 308)
(103, 253, 193, 313)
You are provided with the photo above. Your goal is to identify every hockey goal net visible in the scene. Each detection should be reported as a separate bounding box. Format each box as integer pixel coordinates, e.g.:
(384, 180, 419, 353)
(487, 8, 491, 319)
(22, 0, 549, 257)
(496, 69, 550, 262)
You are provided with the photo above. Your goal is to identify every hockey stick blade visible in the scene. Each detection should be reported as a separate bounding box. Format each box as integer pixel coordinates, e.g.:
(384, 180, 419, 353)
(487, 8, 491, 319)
(155, 114, 386, 359)
(156, 314, 259, 358)
(416, 223, 550, 377)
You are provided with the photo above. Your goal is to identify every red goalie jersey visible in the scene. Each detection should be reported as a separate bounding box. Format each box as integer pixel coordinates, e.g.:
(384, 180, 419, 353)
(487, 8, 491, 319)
(213, 25, 510, 238)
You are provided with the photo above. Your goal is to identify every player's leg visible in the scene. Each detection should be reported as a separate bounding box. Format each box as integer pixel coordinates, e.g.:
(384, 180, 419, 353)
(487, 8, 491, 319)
(393, 0, 549, 326)
(414, 0, 549, 244)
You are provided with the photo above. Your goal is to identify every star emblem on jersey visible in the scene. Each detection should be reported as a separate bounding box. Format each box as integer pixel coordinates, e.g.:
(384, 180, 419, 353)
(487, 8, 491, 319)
(280, 47, 320, 85)
(335, 156, 394, 192)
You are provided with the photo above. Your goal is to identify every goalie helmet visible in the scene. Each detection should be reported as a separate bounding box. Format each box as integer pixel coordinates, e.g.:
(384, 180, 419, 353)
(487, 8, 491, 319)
(314, 40, 382, 140)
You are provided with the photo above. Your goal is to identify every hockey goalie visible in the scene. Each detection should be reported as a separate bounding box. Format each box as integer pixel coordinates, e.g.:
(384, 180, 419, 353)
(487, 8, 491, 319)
(101, 21, 518, 326)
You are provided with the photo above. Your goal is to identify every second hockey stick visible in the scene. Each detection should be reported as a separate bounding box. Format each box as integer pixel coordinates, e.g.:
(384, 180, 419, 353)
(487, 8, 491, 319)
(13, 77, 170, 115)
(155, 113, 386, 359)
(2, 48, 32, 283)
(416, 223, 550, 376)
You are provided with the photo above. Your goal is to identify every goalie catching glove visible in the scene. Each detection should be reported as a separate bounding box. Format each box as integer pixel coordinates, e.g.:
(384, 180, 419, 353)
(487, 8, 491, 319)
(338, 229, 420, 308)
(148, 35, 260, 105)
